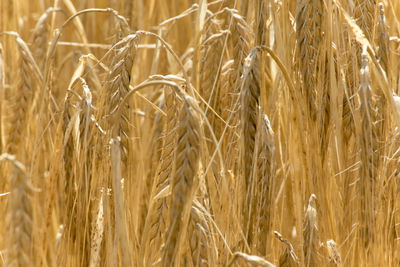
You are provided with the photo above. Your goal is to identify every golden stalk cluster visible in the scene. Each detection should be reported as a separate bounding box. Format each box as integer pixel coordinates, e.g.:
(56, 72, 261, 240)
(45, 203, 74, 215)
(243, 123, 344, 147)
(1, 0, 400, 266)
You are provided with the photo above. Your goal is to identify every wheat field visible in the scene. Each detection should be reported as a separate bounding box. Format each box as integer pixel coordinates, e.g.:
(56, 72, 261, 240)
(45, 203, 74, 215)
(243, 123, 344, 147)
(0, 0, 400, 266)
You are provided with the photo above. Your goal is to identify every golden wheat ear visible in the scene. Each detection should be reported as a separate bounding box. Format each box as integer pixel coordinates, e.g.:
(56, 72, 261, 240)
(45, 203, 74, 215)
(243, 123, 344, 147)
(140, 87, 179, 265)
(376, 3, 389, 74)
(104, 36, 138, 167)
(303, 194, 320, 267)
(295, 0, 323, 121)
(357, 47, 376, 252)
(240, 48, 261, 247)
(162, 94, 202, 267)
(5, 33, 42, 155)
(325, 239, 342, 267)
(2, 156, 35, 267)
(89, 190, 104, 267)
(274, 231, 298, 267)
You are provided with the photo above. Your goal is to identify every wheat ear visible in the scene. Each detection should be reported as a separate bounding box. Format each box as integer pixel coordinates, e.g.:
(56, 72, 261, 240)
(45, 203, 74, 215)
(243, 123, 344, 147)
(105, 37, 137, 167)
(256, 111, 275, 254)
(303, 194, 320, 267)
(376, 3, 389, 74)
(295, 0, 323, 120)
(5, 157, 34, 267)
(89, 191, 105, 267)
(358, 47, 376, 249)
(6, 35, 41, 155)
(162, 95, 201, 267)
(140, 88, 179, 265)
(354, 0, 377, 41)
(240, 49, 260, 244)
(185, 204, 210, 266)
(325, 239, 342, 267)
(30, 8, 59, 70)
(274, 231, 298, 267)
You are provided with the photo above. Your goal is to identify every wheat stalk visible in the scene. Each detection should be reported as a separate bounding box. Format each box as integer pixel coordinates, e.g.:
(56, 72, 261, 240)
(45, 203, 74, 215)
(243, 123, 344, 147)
(30, 8, 59, 70)
(110, 138, 132, 267)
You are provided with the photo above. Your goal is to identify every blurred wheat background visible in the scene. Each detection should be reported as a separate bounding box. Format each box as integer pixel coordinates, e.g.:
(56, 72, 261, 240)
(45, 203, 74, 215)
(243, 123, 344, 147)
(1, 0, 400, 266)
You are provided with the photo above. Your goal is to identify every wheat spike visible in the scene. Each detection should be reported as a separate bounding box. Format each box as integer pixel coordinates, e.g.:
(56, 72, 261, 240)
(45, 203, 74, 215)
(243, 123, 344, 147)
(6, 36, 40, 155)
(358, 47, 376, 249)
(240, 49, 261, 186)
(303, 194, 320, 267)
(230, 10, 252, 92)
(296, 0, 323, 120)
(140, 88, 179, 265)
(30, 8, 56, 70)
(376, 3, 389, 74)
(105, 37, 137, 167)
(89, 191, 105, 267)
(137, 95, 166, 240)
(256, 111, 275, 254)
(221, 11, 252, 166)
(240, 49, 261, 245)
(354, 0, 377, 41)
(227, 252, 276, 267)
(255, 0, 267, 46)
(274, 231, 298, 267)
(372, 2, 389, 169)
(200, 31, 226, 123)
(162, 95, 201, 267)
(6, 159, 34, 267)
(186, 204, 210, 267)
(325, 240, 342, 267)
